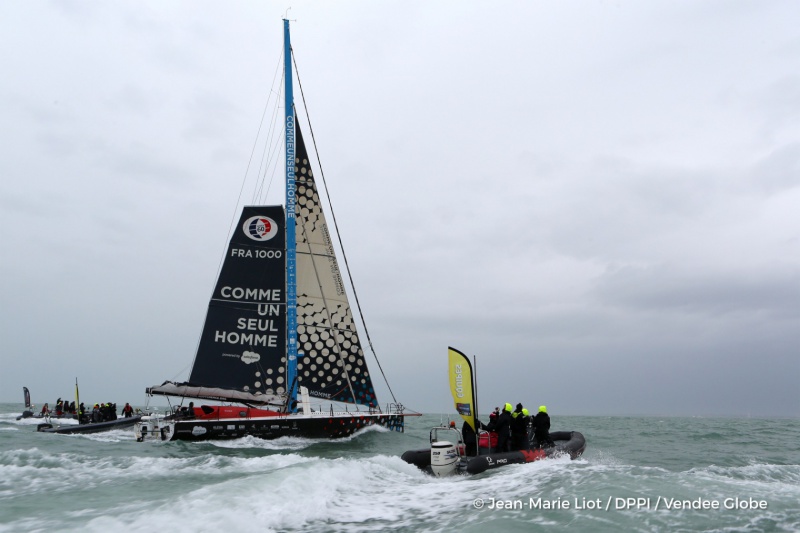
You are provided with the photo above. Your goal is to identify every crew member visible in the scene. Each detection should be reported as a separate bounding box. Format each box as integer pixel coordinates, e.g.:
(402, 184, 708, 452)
(487, 403, 512, 453)
(511, 403, 527, 450)
(122, 403, 134, 418)
(516, 408, 532, 450)
(462, 418, 488, 456)
(532, 405, 554, 448)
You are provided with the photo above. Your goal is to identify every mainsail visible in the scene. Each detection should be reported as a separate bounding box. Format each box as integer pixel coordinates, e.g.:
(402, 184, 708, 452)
(187, 205, 288, 401)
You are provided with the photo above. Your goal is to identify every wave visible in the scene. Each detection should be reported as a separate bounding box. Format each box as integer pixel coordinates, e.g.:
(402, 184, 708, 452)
(69, 453, 581, 533)
(204, 423, 391, 451)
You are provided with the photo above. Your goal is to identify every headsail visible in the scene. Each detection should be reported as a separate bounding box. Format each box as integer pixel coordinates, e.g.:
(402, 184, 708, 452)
(293, 127, 377, 407)
(448, 347, 477, 431)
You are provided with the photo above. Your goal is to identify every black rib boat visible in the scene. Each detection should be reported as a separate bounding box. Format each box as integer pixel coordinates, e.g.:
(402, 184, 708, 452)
(37, 416, 142, 435)
(402, 426, 586, 476)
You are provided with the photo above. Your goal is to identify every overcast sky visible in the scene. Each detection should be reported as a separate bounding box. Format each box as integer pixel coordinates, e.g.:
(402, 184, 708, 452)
(1, 1, 798, 417)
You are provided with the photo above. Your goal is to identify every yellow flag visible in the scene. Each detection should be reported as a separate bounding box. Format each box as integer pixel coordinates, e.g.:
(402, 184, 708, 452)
(448, 347, 476, 432)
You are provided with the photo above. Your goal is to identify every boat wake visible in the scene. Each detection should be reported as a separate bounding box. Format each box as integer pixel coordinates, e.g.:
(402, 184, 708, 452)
(207, 434, 318, 451)
(72, 428, 138, 443)
(205, 423, 391, 451)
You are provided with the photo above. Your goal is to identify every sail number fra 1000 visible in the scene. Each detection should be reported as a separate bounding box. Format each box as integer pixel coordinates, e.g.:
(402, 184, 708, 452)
(231, 248, 282, 259)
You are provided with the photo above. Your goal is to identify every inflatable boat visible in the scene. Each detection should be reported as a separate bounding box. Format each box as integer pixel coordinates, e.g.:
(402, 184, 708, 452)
(36, 415, 142, 435)
(401, 424, 586, 476)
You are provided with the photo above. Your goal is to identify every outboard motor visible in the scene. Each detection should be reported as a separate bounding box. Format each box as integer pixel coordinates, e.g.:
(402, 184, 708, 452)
(430, 440, 460, 477)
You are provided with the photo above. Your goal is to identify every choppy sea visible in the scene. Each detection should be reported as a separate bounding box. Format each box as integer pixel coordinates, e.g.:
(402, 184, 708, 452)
(1, 404, 798, 532)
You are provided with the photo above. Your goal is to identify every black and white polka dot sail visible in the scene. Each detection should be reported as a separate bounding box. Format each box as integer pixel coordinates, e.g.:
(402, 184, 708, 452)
(293, 127, 377, 408)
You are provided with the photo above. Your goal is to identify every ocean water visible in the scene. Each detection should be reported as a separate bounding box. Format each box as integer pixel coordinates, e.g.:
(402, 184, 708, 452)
(1, 404, 798, 532)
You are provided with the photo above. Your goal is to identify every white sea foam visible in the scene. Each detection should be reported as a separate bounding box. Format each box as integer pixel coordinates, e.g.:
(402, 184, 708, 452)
(0, 446, 313, 500)
(207, 434, 318, 451)
(72, 428, 136, 443)
(75, 455, 437, 532)
(2, 414, 78, 428)
(206, 423, 390, 451)
(53, 451, 590, 533)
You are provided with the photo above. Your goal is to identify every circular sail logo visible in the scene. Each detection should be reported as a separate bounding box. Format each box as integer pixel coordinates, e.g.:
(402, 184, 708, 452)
(243, 216, 279, 241)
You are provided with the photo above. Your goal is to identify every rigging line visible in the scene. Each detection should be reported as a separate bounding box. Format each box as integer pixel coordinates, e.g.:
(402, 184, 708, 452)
(191, 49, 285, 381)
(256, 49, 286, 203)
(291, 49, 398, 404)
(260, 121, 286, 204)
(254, 93, 282, 203)
(216, 47, 283, 289)
(255, 69, 285, 203)
(253, 89, 276, 203)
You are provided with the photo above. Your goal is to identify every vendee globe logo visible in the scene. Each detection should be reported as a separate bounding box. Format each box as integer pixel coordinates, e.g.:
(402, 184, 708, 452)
(243, 216, 279, 241)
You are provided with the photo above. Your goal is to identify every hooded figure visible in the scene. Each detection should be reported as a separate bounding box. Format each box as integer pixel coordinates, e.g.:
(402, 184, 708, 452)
(462, 418, 488, 456)
(510, 403, 528, 450)
(513, 407, 532, 450)
(532, 405, 554, 448)
(487, 403, 512, 453)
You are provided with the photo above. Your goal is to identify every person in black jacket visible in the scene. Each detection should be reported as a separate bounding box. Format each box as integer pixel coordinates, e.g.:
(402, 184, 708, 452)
(514, 407, 532, 450)
(486, 403, 513, 453)
(462, 418, 488, 456)
(532, 405, 554, 448)
(510, 403, 528, 451)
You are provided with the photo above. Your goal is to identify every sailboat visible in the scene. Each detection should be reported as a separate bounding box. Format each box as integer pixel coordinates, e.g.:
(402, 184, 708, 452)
(135, 19, 414, 442)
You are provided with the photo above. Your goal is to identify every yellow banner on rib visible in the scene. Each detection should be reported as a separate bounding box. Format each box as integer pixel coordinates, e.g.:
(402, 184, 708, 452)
(448, 346, 476, 432)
